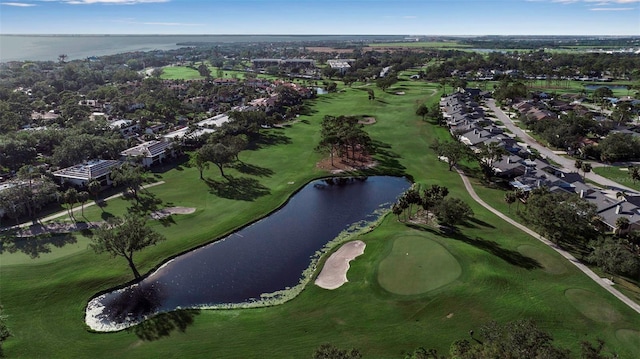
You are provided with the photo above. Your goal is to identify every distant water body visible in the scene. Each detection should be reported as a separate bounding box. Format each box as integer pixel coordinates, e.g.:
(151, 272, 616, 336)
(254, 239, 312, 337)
(0, 34, 403, 62)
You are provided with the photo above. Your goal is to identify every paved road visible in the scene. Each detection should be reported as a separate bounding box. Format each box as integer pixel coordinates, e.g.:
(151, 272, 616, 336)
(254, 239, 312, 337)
(485, 99, 637, 193)
(456, 168, 640, 315)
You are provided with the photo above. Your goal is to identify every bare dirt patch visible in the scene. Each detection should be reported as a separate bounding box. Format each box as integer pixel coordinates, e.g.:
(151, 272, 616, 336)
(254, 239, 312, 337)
(358, 117, 376, 125)
(316, 151, 376, 174)
(315, 240, 366, 290)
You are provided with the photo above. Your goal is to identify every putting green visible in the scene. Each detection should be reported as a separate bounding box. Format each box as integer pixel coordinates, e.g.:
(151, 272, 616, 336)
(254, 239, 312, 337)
(378, 235, 461, 295)
(517, 244, 567, 275)
(565, 288, 623, 323)
(615, 329, 640, 353)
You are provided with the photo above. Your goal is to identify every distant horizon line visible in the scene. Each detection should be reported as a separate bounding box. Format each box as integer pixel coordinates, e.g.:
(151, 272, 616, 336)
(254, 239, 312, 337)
(1, 34, 639, 38)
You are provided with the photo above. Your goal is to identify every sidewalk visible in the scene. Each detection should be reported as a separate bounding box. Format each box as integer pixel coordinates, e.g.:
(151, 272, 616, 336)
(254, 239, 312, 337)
(3, 181, 165, 231)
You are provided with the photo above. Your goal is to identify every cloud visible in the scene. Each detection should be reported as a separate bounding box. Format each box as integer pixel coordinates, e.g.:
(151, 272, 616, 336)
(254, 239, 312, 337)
(1, 2, 37, 6)
(112, 18, 203, 26)
(542, 0, 640, 3)
(61, 0, 169, 4)
(589, 6, 636, 9)
(141, 21, 203, 26)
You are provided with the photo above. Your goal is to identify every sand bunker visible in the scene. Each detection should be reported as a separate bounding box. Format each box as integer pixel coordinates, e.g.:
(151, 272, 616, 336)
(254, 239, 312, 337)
(315, 240, 366, 290)
(150, 207, 196, 219)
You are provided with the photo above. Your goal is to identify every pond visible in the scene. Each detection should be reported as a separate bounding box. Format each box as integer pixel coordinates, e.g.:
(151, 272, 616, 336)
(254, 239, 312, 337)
(584, 85, 628, 91)
(86, 176, 410, 331)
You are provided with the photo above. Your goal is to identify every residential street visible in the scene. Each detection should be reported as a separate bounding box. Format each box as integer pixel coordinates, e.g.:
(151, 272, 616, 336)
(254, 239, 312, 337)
(456, 168, 640, 314)
(485, 99, 637, 193)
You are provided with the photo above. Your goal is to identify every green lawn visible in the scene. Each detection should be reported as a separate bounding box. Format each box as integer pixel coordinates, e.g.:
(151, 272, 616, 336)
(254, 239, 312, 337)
(594, 166, 639, 191)
(159, 66, 203, 80)
(2, 79, 640, 358)
(377, 234, 462, 295)
(368, 41, 471, 49)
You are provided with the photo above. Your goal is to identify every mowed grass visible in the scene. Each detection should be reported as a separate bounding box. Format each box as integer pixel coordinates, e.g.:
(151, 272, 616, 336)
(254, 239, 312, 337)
(594, 166, 640, 191)
(1, 78, 640, 358)
(159, 66, 203, 80)
(377, 234, 461, 295)
(368, 41, 471, 49)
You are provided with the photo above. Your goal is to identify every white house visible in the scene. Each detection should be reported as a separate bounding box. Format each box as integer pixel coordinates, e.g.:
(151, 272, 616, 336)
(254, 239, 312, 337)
(120, 140, 174, 168)
(53, 159, 121, 187)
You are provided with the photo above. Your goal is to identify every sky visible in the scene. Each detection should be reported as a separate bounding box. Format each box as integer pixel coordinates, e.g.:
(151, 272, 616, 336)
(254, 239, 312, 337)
(0, 0, 639, 36)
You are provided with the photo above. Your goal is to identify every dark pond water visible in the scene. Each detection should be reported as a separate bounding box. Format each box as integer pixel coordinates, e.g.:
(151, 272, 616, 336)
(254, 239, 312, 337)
(86, 176, 410, 330)
(584, 85, 628, 91)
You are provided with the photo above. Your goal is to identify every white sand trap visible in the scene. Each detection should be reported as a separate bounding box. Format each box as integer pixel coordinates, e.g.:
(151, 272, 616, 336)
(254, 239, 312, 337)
(315, 240, 366, 290)
(150, 206, 196, 219)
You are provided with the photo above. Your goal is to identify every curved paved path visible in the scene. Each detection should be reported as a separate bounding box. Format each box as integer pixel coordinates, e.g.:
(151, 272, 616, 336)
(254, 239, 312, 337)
(456, 168, 640, 314)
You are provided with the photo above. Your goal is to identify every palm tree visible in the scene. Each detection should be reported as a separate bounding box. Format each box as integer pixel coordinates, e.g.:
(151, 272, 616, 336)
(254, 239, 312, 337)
(504, 191, 517, 213)
(629, 166, 640, 184)
(615, 216, 630, 236)
(574, 159, 583, 174)
(64, 188, 78, 222)
(77, 191, 89, 219)
(58, 54, 68, 63)
(87, 180, 102, 210)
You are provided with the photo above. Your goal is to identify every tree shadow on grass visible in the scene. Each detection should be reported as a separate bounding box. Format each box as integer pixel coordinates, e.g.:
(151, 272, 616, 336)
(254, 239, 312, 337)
(130, 309, 201, 342)
(126, 191, 164, 217)
(460, 217, 496, 229)
(248, 130, 291, 150)
(232, 162, 274, 177)
(356, 139, 407, 177)
(204, 175, 270, 201)
(0, 231, 77, 259)
(445, 232, 542, 270)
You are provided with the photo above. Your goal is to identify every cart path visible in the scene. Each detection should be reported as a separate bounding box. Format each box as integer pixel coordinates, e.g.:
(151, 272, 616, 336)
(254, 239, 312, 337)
(456, 168, 640, 314)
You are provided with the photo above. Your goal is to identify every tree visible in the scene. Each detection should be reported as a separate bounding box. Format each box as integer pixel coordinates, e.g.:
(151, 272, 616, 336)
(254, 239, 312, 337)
(574, 159, 583, 174)
(404, 347, 443, 359)
(63, 187, 78, 222)
(504, 191, 517, 212)
(110, 163, 146, 203)
(629, 166, 640, 184)
(520, 189, 598, 245)
(197, 63, 211, 78)
(0, 305, 10, 358)
(588, 237, 639, 276)
(416, 103, 429, 120)
(431, 139, 471, 171)
(191, 149, 209, 180)
(581, 162, 592, 179)
(87, 179, 102, 208)
(367, 88, 375, 101)
(469, 319, 571, 359)
(90, 214, 166, 278)
(433, 197, 473, 227)
(474, 142, 507, 180)
(313, 343, 362, 359)
(77, 191, 89, 218)
(421, 184, 449, 212)
(201, 142, 237, 180)
(376, 75, 398, 91)
(592, 86, 613, 107)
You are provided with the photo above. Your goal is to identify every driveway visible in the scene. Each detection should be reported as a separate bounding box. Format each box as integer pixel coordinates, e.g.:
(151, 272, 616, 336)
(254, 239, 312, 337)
(485, 99, 636, 193)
